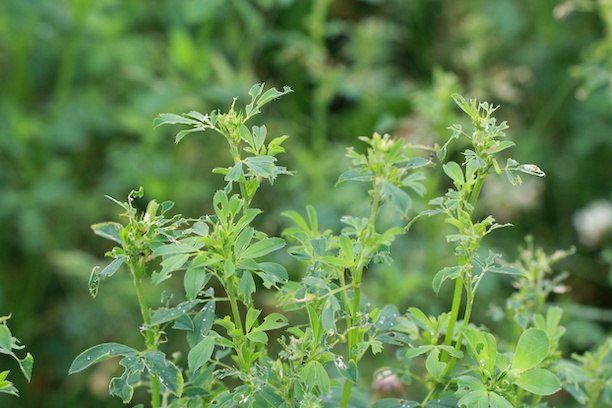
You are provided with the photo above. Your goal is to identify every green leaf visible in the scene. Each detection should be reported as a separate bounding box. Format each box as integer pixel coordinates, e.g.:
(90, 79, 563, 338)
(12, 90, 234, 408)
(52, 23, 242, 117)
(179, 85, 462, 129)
(187, 337, 215, 373)
(238, 271, 256, 301)
(241, 238, 285, 259)
(512, 328, 549, 372)
(154, 254, 189, 284)
(174, 127, 203, 144)
(432, 266, 461, 293)
(255, 262, 287, 288)
(245, 308, 261, 333)
(99, 256, 126, 279)
(0, 324, 11, 351)
(69, 343, 138, 374)
(91, 222, 123, 244)
(405, 345, 433, 359)
(244, 155, 277, 179)
(300, 361, 329, 395)
(234, 227, 255, 258)
(153, 242, 202, 257)
(372, 399, 419, 408)
(488, 392, 514, 408)
(142, 351, 183, 397)
(443, 161, 465, 186)
(407, 307, 434, 332)
(149, 300, 201, 327)
(153, 113, 201, 128)
(461, 328, 497, 375)
(225, 162, 243, 182)
(252, 125, 267, 151)
(382, 181, 412, 214)
(337, 360, 358, 384)
(187, 302, 215, 348)
(246, 329, 268, 344)
(425, 348, 446, 379)
(489, 140, 515, 153)
(513, 368, 561, 395)
(488, 265, 527, 276)
(18, 353, 33, 382)
(256, 86, 292, 108)
(184, 266, 210, 300)
(258, 313, 288, 332)
(110, 372, 140, 403)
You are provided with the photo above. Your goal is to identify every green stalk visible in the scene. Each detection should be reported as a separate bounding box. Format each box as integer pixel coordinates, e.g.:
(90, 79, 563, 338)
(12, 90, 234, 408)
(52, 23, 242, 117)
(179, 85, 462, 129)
(440, 173, 486, 365)
(129, 257, 161, 408)
(339, 187, 382, 408)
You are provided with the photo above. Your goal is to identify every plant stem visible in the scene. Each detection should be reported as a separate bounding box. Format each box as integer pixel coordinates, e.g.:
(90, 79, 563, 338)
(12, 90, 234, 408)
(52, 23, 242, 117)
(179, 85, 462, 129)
(339, 188, 382, 408)
(129, 257, 161, 408)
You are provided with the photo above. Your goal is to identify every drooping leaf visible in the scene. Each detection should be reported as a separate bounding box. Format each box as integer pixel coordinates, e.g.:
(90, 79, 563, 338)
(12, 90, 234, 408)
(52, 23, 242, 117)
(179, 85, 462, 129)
(69, 343, 138, 374)
(91, 222, 123, 244)
(432, 266, 461, 293)
(142, 351, 183, 397)
(18, 353, 33, 382)
(152, 113, 201, 128)
(99, 256, 126, 279)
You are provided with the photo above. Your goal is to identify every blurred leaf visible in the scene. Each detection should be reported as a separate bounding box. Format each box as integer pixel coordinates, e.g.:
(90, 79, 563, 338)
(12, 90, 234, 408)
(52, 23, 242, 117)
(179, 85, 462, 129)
(512, 328, 549, 372)
(514, 368, 561, 395)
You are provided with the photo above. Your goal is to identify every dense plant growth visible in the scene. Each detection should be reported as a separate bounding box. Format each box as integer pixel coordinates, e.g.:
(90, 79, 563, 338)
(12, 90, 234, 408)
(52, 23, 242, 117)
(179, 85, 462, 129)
(1, 2, 612, 408)
(66, 86, 611, 407)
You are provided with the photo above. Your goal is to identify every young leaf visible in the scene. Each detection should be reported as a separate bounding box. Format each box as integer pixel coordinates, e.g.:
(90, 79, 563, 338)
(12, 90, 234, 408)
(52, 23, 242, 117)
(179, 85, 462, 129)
(442, 161, 465, 186)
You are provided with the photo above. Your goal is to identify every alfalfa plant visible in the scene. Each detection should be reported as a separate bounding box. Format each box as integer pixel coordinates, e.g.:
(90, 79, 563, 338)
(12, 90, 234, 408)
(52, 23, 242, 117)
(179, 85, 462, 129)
(69, 85, 606, 408)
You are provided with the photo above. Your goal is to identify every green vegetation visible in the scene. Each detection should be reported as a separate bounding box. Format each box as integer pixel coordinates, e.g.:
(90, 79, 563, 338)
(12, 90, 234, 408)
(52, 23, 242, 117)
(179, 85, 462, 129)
(1, 1, 611, 407)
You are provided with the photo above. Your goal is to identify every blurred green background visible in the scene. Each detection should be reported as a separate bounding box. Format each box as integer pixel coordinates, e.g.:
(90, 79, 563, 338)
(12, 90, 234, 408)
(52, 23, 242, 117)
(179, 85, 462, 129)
(1, 0, 611, 407)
